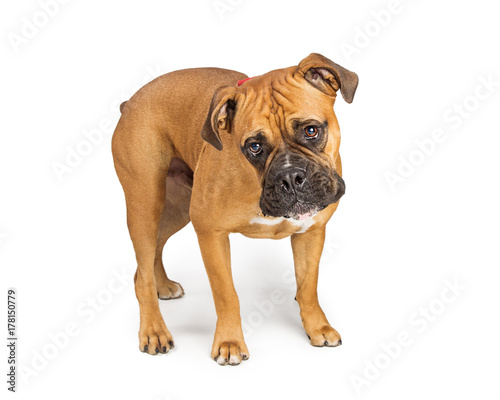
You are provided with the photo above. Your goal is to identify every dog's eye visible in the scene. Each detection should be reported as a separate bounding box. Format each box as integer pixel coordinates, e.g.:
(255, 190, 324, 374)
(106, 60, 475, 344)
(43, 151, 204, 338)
(249, 142, 262, 155)
(304, 126, 319, 139)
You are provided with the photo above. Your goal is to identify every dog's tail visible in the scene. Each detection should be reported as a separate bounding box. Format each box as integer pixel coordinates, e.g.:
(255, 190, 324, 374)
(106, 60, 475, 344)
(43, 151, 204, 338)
(119, 101, 128, 113)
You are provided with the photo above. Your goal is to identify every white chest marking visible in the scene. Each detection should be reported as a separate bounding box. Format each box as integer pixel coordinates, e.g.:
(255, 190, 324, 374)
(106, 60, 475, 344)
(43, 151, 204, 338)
(250, 216, 316, 234)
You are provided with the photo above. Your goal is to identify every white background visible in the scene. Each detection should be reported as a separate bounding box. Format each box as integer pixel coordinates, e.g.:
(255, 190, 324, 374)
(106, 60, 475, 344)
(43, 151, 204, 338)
(1, 0, 500, 399)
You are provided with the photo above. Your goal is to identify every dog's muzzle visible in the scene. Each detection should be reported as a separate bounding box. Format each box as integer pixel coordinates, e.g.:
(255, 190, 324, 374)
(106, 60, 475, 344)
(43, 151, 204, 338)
(259, 152, 345, 220)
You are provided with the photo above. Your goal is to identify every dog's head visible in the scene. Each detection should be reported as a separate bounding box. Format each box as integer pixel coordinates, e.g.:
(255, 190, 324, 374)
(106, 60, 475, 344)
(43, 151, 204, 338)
(201, 53, 358, 220)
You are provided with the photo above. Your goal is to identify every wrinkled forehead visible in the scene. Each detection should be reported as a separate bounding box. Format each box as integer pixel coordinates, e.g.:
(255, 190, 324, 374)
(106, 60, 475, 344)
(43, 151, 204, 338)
(234, 67, 337, 143)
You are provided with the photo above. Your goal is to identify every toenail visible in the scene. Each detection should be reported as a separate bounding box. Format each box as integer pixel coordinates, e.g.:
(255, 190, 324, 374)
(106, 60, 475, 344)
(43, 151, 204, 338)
(168, 340, 174, 348)
(338, 339, 342, 346)
(155, 347, 159, 353)
(144, 345, 148, 352)
(324, 340, 329, 346)
(162, 346, 167, 353)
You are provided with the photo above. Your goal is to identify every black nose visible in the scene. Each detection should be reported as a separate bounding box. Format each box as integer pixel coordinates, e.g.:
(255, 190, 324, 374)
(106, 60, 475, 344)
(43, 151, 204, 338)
(275, 168, 307, 193)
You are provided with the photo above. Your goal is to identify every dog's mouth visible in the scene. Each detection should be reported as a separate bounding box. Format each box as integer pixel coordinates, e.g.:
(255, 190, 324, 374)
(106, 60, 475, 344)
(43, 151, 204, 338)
(262, 200, 326, 221)
(283, 202, 322, 221)
(258, 152, 345, 221)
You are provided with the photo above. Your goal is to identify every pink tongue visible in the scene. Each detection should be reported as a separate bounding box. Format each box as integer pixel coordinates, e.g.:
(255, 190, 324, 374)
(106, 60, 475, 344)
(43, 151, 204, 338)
(297, 212, 312, 220)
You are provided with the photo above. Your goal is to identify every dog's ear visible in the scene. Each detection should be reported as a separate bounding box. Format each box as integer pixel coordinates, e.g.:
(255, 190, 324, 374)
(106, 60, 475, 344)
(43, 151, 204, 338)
(297, 53, 359, 103)
(201, 86, 237, 151)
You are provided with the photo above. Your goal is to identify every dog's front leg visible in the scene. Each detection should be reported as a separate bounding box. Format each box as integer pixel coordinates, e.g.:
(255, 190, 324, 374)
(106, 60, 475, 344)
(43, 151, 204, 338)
(291, 227, 342, 347)
(196, 232, 249, 365)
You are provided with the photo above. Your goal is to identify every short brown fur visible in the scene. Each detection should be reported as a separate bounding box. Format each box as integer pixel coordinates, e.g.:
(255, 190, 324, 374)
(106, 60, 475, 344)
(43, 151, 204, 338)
(112, 54, 358, 364)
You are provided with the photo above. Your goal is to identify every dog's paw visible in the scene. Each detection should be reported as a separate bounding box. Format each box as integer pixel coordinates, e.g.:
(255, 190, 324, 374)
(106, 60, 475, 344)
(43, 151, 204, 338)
(139, 318, 175, 355)
(305, 324, 342, 347)
(157, 280, 184, 300)
(211, 339, 249, 366)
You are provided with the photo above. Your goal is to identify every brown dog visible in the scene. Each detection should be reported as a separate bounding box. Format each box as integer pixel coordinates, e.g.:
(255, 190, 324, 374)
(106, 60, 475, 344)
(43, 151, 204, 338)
(112, 53, 358, 365)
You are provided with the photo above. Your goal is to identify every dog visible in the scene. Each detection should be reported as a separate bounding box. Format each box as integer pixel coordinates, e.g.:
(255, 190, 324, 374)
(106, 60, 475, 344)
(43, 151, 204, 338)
(112, 53, 358, 365)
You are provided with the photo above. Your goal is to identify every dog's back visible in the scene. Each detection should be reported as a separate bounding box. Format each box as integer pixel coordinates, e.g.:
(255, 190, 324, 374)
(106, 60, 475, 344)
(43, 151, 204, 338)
(115, 68, 247, 170)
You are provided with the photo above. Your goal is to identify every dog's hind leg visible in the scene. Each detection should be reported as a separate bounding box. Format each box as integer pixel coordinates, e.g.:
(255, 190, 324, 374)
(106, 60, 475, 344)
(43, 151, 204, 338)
(154, 157, 193, 300)
(112, 119, 176, 355)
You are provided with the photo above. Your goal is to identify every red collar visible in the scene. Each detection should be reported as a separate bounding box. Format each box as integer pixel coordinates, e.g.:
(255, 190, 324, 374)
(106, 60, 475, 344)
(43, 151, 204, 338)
(237, 77, 252, 86)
